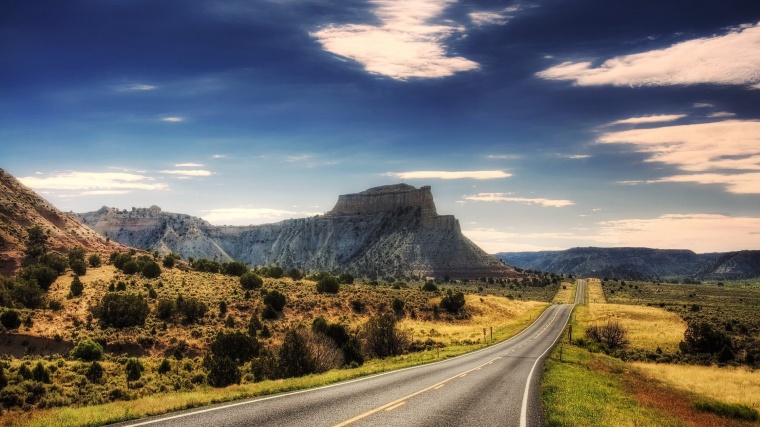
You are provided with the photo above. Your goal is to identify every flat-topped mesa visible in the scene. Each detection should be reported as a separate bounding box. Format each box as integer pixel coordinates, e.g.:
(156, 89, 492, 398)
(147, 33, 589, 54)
(327, 184, 438, 217)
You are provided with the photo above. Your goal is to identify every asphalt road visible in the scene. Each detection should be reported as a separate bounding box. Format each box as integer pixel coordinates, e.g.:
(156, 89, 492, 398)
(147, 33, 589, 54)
(575, 279, 586, 305)
(116, 304, 574, 427)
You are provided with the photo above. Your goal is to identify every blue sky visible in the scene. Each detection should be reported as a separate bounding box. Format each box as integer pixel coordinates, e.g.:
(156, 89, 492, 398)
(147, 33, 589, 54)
(2, 0, 760, 253)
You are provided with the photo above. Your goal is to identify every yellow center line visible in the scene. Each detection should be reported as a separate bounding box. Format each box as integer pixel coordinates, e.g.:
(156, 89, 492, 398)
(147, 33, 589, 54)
(385, 402, 406, 412)
(434, 384, 445, 390)
(331, 356, 500, 427)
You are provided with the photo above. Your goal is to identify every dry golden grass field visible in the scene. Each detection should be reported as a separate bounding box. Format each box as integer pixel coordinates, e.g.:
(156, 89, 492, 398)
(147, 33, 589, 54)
(587, 278, 606, 304)
(552, 281, 576, 304)
(586, 303, 687, 352)
(633, 362, 760, 411)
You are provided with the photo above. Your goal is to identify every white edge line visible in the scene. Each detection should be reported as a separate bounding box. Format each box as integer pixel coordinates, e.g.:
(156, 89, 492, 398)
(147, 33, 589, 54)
(125, 304, 560, 426)
(519, 304, 573, 427)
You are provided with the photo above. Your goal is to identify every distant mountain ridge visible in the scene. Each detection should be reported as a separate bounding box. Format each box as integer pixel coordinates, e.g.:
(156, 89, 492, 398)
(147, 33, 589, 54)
(495, 247, 760, 280)
(78, 184, 518, 279)
(0, 168, 124, 275)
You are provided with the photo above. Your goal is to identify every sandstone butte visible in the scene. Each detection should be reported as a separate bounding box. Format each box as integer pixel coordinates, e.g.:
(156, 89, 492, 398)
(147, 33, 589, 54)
(78, 184, 519, 280)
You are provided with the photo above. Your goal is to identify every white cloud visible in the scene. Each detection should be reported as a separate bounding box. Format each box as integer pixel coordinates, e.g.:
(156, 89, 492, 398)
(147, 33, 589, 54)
(487, 154, 521, 160)
(557, 154, 591, 159)
(598, 120, 760, 193)
(162, 117, 184, 122)
(311, 0, 479, 80)
(597, 214, 760, 252)
(160, 169, 213, 177)
(707, 111, 736, 118)
(386, 170, 511, 180)
(464, 192, 575, 207)
(469, 11, 507, 26)
(286, 155, 313, 163)
(609, 114, 687, 125)
(537, 22, 760, 88)
(693, 103, 714, 108)
(212, 154, 227, 159)
(175, 163, 204, 167)
(118, 84, 156, 92)
(18, 171, 167, 194)
(202, 208, 303, 225)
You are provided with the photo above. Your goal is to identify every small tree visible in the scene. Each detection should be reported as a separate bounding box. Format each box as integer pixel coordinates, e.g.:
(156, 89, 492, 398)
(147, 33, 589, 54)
(156, 298, 175, 321)
(338, 273, 354, 285)
(680, 321, 732, 355)
(88, 253, 102, 268)
(125, 358, 144, 387)
(586, 319, 629, 350)
(162, 254, 175, 268)
(24, 225, 49, 258)
(141, 261, 161, 279)
(278, 328, 315, 378)
(71, 339, 104, 361)
(32, 361, 51, 383)
(70, 275, 84, 297)
(94, 293, 150, 328)
(440, 290, 465, 314)
(0, 310, 21, 330)
(240, 271, 263, 290)
(157, 358, 171, 375)
(86, 361, 104, 383)
(207, 356, 240, 387)
(362, 313, 406, 358)
(70, 259, 87, 276)
(316, 276, 340, 294)
(224, 261, 248, 277)
(211, 331, 259, 364)
(263, 290, 287, 311)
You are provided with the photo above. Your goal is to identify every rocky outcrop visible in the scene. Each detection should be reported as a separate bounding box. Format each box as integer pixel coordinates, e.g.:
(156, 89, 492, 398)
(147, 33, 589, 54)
(695, 250, 760, 280)
(78, 185, 518, 279)
(0, 168, 125, 275)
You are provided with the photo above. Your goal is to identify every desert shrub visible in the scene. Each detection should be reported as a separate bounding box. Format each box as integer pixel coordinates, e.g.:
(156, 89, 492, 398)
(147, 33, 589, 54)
(141, 261, 161, 279)
(70, 259, 87, 276)
(278, 328, 315, 378)
(316, 276, 340, 294)
(0, 365, 7, 389)
(157, 358, 171, 375)
(18, 264, 58, 291)
(70, 339, 103, 361)
(86, 361, 104, 383)
(338, 273, 354, 285)
(586, 319, 629, 350)
(191, 258, 222, 273)
(122, 260, 141, 275)
(68, 247, 85, 263)
(219, 300, 227, 316)
(69, 275, 84, 297)
(247, 314, 262, 337)
(362, 313, 406, 358)
(240, 272, 263, 290)
(421, 281, 438, 292)
(88, 253, 102, 268)
(306, 330, 344, 373)
(0, 309, 21, 330)
(262, 304, 278, 320)
(313, 317, 363, 366)
(286, 268, 303, 280)
(211, 331, 259, 364)
(350, 299, 365, 313)
(392, 298, 405, 314)
(48, 299, 63, 311)
(440, 290, 465, 314)
(207, 356, 240, 387)
(680, 321, 732, 355)
(177, 296, 207, 324)
(94, 293, 149, 328)
(31, 361, 50, 383)
(250, 348, 278, 382)
(125, 358, 144, 386)
(156, 298, 175, 321)
(39, 252, 69, 274)
(263, 290, 287, 311)
(223, 261, 248, 277)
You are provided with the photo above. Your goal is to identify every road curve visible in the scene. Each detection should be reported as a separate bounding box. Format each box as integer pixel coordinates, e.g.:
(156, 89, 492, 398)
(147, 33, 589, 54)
(115, 304, 574, 427)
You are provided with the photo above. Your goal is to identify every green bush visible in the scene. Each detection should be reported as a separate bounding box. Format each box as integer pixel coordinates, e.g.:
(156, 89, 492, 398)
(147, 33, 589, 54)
(162, 254, 175, 268)
(86, 361, 104, 383)
(69, 275, 84, 297)
(31, 361, 50, 383)
(240, 272, 263, 290)
(157, 358, 171, 375)
(207, 356, 240, 387)
(191, 258, 222, 273)
(223, 261, 248, 277)
(125, 358, 144, 385)
(141, 261, 161, 279)
(277, 328, 315, 378)
(94, 293, 149, 328)
(70, 259, 87, 276)
(262, 304, 278, 320)
(177, 296, 207, 324)
(0, 309, 21, 330)
(71, 339, 104, 361)
(156, 298, 175, 321)
(39, 252, 69, 274)
(421, 281, 438, 292)
(316, 276, 340, 294)
(88, 253, 102, 268)
(211, 331, 259, 364)
(680, 321, 732, 355)
(440, 290, 465, 314)
(362, 313, 405, 358)
(263, 290, 287, 311)
(18, 264, 58, 291)
(338, 273, 354, 284)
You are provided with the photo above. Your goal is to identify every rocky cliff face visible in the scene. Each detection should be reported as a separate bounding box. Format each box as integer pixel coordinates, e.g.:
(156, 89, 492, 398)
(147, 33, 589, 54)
(695, 250, 760, 279)
(0, 168, 124, 275)
(78, 185, 517, 279)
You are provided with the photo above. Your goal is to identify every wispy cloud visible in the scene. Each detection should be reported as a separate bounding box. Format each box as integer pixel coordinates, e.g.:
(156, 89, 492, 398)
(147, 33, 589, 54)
(160, 169, 213, 177)
(175, 163, 204, 167)
(598, 119, 760, 193)
(386, 170, 511, 180)
(162, 117, 184, 122)
(118, 84, 156, 92)
(537, 22, 760, 88)
(597, 214, 760, 252)
(707, 111, 736, 118)
(202, 208, 311, 225)
(19, 171, 167, 194)
(609, 114, 687, 125)
(311, 0, 478, 80)
(212, 154, 227, 159)
(556, 154, 591, 159)
(487, 154, 521, 160)
(693, 103, 714, 108)
(470, 5, 520, 26)
(286, 154, 313, 163)
(464, 192, 575, 207)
